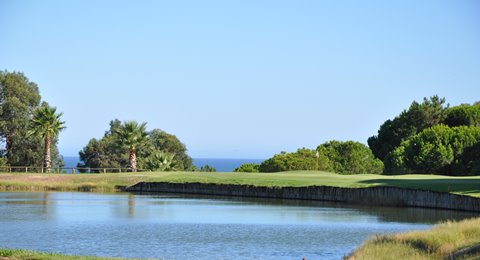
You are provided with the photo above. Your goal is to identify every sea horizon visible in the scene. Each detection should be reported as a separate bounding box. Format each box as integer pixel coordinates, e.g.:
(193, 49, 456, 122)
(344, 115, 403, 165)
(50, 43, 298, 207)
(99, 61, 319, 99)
(63, 156, 264, 172)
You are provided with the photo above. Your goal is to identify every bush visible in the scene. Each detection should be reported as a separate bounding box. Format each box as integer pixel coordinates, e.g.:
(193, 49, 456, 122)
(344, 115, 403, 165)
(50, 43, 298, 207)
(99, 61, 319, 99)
(259, 148, 332, 173)
(383, 146, 410, 174)
(199, 165, 216, 172)
(386, 125, 480, 175)
(444, 103, 480, 127)
(234, 163, 260, 173)
(259, 141, 383, 175)
(317, 140, 383, 175)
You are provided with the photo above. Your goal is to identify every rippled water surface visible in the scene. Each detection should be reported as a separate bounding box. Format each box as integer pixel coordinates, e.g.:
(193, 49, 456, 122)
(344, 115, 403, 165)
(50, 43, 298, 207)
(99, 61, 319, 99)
(0, 192, 476, 259)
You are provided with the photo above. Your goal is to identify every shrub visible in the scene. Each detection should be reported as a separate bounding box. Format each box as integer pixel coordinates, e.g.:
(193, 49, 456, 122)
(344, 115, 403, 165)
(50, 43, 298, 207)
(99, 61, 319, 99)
(234, 163, 260, 173)
(387, 125, 480, 175)
(444, 103, 480, 127)
(199, 165, 216, 172)
(259, 148, 332, 173)
(317, 140, 383, 175)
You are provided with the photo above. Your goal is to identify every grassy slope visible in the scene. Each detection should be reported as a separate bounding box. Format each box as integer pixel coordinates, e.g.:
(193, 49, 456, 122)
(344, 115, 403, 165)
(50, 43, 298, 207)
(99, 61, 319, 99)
(347, 217, 480, 260)
(0, 248, 135, 260)
(0, 171, 479, 197)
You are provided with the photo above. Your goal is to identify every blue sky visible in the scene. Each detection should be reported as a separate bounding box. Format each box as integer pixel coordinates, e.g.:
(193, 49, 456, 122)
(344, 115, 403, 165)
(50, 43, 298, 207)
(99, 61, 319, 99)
(1, 0, 479, 158)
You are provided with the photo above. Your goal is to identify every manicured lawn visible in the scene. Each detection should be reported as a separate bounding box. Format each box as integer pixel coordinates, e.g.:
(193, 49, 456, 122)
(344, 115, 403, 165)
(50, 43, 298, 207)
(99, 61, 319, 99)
(0, 171, 479, 197)
(347, 217, 480, 260)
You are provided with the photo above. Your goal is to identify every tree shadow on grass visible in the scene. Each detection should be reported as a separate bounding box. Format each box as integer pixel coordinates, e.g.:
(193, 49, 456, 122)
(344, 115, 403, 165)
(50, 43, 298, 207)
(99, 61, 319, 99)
(357, 178, 480, 196)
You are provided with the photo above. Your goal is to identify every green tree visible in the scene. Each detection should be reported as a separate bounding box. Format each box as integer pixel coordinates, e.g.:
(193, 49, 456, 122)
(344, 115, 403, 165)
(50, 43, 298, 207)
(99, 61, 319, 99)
(444, 103, 480, 127)
(383, 145, 409, 174)
(112, 121, 149, 172)
(79, 119, 193, 172)
(147, 129, 193, 170)
(0, 71, 41, 166)
(368, 96, 448, 161)
(28, 105, 66, 171)
(387, 125, 480, 175)
(78, 119, 128, 171)
(234, 163, 260, 173)
(456, 142, 480, 175)
(317, 141, 383, 175)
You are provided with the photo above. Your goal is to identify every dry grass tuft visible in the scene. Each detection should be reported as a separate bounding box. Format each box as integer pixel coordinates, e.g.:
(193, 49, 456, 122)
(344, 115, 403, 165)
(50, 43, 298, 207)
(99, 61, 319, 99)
(348, 218, 480, 260)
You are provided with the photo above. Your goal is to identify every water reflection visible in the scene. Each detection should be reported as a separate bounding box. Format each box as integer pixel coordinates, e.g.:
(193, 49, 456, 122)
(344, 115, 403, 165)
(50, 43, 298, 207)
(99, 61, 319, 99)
(128, 193, 135, 218)
(134, 192, 478, 224)
(0, 191, 477, 260)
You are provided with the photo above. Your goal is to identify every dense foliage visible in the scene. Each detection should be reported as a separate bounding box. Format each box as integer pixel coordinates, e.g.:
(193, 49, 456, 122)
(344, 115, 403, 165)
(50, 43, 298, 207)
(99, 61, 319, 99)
(0, 71, 63, 167)
(385, 125, 480, 175)
(259, 148, 329, 173)
(368, 96, 448, 161)
(259, 142, 382, 175)
(112, 121, 149, 171)
(444, 103, 480, 127)
(78, 119, 193, 171)
(368, 96, 480, 175)
(317, 141, 384, 175)
(147, 129, 193, 171)
(234, 163, 260, 173)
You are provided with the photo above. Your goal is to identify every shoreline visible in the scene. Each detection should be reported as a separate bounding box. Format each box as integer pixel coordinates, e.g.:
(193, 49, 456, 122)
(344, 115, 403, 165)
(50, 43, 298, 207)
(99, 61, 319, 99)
(1, 172, 479, 212)
(126, 182, 480, 212)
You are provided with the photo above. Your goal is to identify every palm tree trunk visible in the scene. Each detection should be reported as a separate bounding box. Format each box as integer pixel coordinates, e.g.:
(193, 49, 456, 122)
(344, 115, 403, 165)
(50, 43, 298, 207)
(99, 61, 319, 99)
(44, 134, 51, 172)
(129, 148, 137, 172)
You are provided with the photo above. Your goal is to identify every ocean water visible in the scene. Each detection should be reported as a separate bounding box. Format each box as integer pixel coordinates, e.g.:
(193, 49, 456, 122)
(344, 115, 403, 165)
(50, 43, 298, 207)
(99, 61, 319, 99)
(193, 158, 264, 172)
(63, 156, 264, 172)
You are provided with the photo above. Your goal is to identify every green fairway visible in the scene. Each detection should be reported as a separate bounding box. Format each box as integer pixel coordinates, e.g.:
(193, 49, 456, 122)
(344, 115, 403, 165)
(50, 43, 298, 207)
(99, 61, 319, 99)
(0, 171, 479, 197)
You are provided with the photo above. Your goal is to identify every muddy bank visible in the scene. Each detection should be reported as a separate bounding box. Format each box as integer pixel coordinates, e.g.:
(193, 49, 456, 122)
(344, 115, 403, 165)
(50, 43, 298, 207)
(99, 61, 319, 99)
(126, 182, 480, 212)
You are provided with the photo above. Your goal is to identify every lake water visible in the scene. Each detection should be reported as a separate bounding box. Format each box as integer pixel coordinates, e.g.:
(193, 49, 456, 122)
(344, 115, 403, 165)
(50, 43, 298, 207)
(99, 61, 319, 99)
(64, 156, 264, 172)
(0, 192, 477, 259)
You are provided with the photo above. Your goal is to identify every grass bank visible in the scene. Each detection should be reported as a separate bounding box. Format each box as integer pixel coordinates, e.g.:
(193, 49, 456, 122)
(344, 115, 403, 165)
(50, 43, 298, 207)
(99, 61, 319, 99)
(0, 248, 134, 260)
(0, 171, 479, 197)
(347, 217, 480, 260)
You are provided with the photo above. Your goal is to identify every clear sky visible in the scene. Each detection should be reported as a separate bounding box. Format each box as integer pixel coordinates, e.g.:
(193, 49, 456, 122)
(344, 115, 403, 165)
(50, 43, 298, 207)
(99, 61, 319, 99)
(1, 0, 479, 159)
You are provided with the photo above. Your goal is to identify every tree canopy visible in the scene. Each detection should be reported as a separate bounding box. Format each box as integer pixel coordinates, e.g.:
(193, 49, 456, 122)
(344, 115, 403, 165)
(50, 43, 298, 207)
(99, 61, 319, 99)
(368, 96, 449, 161)
(385, 125, 480, 175)
(317, 141, 384, 175)
(259, 142, 383, 174)
(444, 103, 480, 127)
(78, 119, 193, 171)
(367, 97, 480, 175)
(234, 163, 260, 173)
(112, 121, 149, 171)
(28, 104, 66, 170)
(259, 148, 329, 173)
(0, 71, 63, 167)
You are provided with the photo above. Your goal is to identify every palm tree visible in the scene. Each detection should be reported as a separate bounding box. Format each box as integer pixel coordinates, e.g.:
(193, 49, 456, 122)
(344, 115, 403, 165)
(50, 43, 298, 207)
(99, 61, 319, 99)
(113, 121, 149, 172)
(28, 105, 66, 172)
(145, 151, 176, 171)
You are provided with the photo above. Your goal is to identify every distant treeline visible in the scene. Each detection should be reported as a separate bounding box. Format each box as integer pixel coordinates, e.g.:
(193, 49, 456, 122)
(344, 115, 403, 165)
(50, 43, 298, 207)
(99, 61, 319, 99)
(77, 119, 195, 172)
(2, 70, 479, 175)
(236, 96, 480, 175)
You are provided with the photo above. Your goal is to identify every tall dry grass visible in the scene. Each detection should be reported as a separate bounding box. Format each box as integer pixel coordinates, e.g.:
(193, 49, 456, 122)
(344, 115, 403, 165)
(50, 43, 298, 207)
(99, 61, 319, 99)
(347, 218, 480, 260)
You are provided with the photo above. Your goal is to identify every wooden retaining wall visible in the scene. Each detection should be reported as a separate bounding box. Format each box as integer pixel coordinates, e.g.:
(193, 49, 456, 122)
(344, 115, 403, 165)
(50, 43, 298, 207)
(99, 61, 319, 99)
(126, 182, 480, 212)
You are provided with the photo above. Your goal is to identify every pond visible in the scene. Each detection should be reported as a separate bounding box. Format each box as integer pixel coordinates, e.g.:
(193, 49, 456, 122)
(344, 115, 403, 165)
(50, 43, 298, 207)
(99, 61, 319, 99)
(0, 192, 477, 259)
